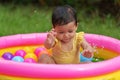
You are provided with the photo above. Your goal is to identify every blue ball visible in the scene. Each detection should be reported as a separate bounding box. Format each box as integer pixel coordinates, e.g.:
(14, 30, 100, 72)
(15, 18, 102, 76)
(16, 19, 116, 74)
(80, 53, 93, 62)
(12, 56, 24, 62)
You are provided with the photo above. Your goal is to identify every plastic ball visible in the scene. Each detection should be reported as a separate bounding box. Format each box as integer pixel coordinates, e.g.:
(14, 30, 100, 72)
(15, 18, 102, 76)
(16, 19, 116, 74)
(24, 58, 36, 63)
(2, 52, 14, 60)
(12, 56, 24, 62)
(24, 53, 38, 62)
(91, 58, 99, 62)
(98, 58, 104, 61)
(24, 47, 33, 52)
(92, 57, 104, 62)
(80, 53, 93, 62)
(34, 47, 47, 57)
(15, 50, 26, 58)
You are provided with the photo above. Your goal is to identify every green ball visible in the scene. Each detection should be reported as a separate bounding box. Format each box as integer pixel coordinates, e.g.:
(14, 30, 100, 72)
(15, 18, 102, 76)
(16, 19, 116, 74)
(98, 58, 104, 61)
(92, 57, 104, 62)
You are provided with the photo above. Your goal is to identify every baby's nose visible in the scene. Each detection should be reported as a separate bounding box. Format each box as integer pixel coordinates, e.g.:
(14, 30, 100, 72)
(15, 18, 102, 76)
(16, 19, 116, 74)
(64, 33, 69, 37)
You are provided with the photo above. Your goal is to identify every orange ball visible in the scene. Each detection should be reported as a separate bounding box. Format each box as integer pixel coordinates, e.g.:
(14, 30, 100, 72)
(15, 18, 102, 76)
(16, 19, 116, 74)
(38, 50, 49, 57)
(34, 47, 49, 57)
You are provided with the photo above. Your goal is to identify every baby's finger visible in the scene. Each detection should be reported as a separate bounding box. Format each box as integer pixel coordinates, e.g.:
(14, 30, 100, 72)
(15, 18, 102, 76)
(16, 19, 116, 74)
(51, 29, 57, 36)
(51, 28, 55, 31)
(47, 33, 51, 38)
(47, 32, 55, 41)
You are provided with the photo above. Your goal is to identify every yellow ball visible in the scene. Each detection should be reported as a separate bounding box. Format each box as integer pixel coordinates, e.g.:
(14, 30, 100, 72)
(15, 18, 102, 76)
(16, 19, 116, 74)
(23, 47, 34, 53)
(24, 53, 38, 62)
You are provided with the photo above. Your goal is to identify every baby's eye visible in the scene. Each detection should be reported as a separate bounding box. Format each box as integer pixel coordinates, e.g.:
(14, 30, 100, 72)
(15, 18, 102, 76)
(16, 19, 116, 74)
(59, 32, 64, 34)
(69, 31, 73, 33)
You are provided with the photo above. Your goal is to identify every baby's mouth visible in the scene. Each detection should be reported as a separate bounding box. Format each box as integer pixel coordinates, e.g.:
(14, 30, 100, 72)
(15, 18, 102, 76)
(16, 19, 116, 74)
(63, 38, 70, 42)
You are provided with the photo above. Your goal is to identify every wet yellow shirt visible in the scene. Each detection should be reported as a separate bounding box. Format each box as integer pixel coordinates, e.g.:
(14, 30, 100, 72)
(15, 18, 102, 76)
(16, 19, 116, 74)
(51, 32, 84, 64)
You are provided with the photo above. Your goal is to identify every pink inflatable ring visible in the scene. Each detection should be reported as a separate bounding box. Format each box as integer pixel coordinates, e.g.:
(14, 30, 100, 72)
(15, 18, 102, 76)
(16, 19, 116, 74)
(0, 33, 120, 80)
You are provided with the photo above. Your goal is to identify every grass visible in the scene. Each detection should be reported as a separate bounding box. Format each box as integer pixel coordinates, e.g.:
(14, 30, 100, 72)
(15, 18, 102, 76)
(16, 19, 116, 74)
(78, 13, 120, 39)
(0, 4, 120, 39)
(0, 4, 52, 35)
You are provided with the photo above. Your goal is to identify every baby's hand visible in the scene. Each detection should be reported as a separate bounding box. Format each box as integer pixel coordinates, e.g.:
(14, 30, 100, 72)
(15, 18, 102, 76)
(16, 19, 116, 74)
(46, 29, 56, 46)
(82, 50, 93, 58)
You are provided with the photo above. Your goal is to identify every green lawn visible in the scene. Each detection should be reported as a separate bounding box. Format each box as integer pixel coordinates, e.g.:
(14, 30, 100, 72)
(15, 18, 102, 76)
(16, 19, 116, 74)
(0, 4, 52, 35)
(0, 4, 120, 39)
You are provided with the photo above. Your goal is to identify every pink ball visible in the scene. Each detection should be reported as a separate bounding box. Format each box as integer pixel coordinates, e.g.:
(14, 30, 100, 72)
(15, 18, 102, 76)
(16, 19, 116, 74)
(24, 58, 36, 63)
(15, 50, 26, 58)
(34, 47, 46, 57)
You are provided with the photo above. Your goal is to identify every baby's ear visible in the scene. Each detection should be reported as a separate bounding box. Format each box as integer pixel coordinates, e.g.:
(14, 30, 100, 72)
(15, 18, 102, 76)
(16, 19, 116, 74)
(75, 26, 78, 31)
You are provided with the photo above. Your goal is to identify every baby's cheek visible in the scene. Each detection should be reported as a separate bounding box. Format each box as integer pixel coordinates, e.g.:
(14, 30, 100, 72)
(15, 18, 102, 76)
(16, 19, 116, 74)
(56, 35, 62, 40)
(69, 34, 75, 39)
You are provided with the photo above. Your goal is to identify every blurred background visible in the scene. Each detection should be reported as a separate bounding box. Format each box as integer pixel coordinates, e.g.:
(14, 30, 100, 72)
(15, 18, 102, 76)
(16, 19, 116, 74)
(0, 0, 120, 39)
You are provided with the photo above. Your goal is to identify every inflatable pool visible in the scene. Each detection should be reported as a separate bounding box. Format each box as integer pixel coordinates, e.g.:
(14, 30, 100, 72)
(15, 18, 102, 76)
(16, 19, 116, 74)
(0, 33, 120, 80)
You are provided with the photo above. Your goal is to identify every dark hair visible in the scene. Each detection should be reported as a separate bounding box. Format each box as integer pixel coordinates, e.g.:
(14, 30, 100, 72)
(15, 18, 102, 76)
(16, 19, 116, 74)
(52, 5, 77, 28)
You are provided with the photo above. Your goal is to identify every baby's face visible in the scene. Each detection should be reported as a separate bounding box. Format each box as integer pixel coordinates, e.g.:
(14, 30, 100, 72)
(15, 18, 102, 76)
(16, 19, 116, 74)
(54, 21, 77, 43)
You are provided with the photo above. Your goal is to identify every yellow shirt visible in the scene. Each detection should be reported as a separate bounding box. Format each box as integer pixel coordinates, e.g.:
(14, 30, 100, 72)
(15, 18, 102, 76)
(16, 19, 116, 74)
(52, 32, 84, 64)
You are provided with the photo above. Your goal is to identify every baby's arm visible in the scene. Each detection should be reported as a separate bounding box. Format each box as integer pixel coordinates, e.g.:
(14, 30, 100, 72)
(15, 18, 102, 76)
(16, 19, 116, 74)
(81, 38, 94, 58)
(44, 29, 56, 49)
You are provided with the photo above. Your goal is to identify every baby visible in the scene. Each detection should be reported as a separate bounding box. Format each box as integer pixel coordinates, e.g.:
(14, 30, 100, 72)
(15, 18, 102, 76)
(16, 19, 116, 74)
(38, 5, 94, 64)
